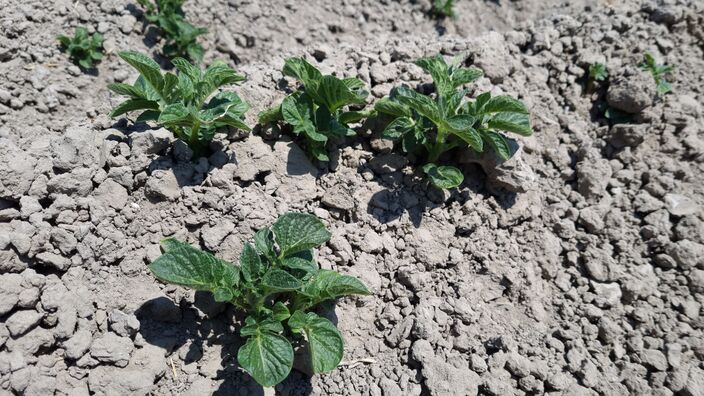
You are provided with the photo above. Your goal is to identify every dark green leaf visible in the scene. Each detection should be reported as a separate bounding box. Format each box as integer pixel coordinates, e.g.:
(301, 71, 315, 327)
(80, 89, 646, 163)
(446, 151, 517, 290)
(374, 97, 411, 117)
(240, 243, 263, 283)
(262, 269, 303, 291)
(118, 51, 164, 96)
(382, 116, 415, 140)
(308, 75, 364, 113)
(395, 86, 442, 124)
(108, 83, 146, 99)
(158, 103, 195, 127)
(481, 130, 512, 160)
(451, 67, 483, 87)
(271, 213, 331, 257)
(281, 256, 318, 274)
(271, 302, 290, 321)
(423, 163, 464, 189)
(488, 112, 533, 136)
(237, 330, 293, 387)
(415, 56, 452, 98)
(294, 269, 370, 310)
(254, 228, 276, 260)
(258, 105, 283, 124)
(110, 99, 160, 118)
(482, 95, 529, 114)
(288, 311, 344, 373)
(149, 239, 239, 292)
(283, 57, 323, 86)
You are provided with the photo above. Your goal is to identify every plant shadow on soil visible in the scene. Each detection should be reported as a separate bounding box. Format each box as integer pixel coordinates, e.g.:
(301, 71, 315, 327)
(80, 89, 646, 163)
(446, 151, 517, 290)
(366, 162, 518, 228)
(136, 294, 322, 395)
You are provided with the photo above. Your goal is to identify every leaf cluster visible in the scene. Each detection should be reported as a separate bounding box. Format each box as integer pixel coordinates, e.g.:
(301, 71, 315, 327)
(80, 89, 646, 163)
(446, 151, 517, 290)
(375, 55, 532, 189)
(431, 0, 456, 18)
(639, 52, 674, 95)
(109, 51, 250, 156)
(258, 58, 370, 161)
(588, 63, 608, 82)
(137, 0, 207, 63)
(57, 27, 104, 69)
(149, 213, 370, 387)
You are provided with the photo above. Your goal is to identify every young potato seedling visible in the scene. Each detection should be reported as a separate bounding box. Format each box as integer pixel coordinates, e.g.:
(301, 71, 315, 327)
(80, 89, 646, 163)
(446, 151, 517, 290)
(431, 0, 456, 18)
(137, 0, 207, 63)
(57, 27, 104, 70)
(586, 63, 608, 94)
(109, 51, 250, 157)
(639, 52, 674, 95)
(375, 55, 533, 189)
(148, 213, 370, 387)
(258, 57, 370, 161)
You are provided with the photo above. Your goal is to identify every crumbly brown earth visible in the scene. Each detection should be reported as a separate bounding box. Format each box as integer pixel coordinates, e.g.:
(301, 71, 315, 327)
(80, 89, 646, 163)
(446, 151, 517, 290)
(1, 0, 703, 395)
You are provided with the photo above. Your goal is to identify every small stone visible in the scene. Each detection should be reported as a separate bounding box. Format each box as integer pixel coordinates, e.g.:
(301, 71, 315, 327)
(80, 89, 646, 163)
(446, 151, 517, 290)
(144, 170, 181, 202)
(641, 349, 668, 371)
(683, 366, 704, 396)
(471, 354, 488, 373)
(664, 194, 698, 216)
(35, 252, 71, 271)
(606, 68, 655, 114)
(94, 179, 128, 209)
(591, 281, 622, 308)
(109, 310, 140, 337)
(19, 196, 42, 217)
(321, 184, 355, 211)
(668, 240, 704, 270)
(129, 129, 173, 155)
(505, 352, 532, 378)
(90, 333, 133, 367)
(687, 269, 704, 293)
(64, 329, 93, 360)
(5, 310, 44, 337)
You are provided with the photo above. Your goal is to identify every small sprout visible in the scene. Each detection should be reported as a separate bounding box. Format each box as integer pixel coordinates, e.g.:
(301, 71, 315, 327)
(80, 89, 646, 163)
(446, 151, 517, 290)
(137, 0, 207, 63)
(375, 55, 533, 189)
(109, 51, 250, 157)
(57, 27, 104, 70)
(431, 0, 456, 18)
(639, 52, 674, 95)
(258, 58, 370, 161)
(148, 213, 370, 387)
(589, 63, 608, 82)
(586, 62, 608, 94)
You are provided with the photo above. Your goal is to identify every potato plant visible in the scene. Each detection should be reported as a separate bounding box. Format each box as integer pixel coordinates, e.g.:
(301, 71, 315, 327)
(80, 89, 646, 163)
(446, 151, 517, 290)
(586, 62, 608, 94)
(57, 27, 104, 69)
(375, 55, 532, 189)
(432, 0, 456, 18)
(137, 0, 207, 63)
(109, 51, 250, 157)
(258, 58, 370, 161)
(639, 52, 673, 95)
(148, 213, 370, 387)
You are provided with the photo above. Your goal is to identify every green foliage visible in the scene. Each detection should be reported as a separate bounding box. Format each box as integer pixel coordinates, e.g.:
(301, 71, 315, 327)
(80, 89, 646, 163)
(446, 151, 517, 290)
(431, 0, 456, 18)
(148, 213, 370, 387)
(137, 0, 207, 63)
(375, 55, 532, 189)
(109, 51, 250, 156)
(588, 63, 608, 82)
(57, 27, 104, 69)
(258, 58, 370, 161)
(639, 52, 674, 95)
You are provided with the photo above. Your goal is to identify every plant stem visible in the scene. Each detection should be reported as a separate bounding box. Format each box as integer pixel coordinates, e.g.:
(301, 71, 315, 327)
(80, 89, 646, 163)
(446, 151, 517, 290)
(428, 127, 447, 162)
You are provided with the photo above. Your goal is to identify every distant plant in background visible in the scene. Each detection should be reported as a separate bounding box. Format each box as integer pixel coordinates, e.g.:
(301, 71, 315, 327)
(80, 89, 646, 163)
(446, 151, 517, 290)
(147, 213, 370, 387)
(431, 0, 456, 18)
(258, 57, 370, 161)
(109, 51, 249, 157)
(375, 55, 533, 189)
(137, 0, 207, 63)
(57, 27, 104, 69)
(639, 52, 674, 95)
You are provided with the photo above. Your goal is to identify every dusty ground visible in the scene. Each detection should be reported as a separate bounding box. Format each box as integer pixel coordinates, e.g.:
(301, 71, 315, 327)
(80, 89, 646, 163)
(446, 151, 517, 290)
(1, 0, 704, 395)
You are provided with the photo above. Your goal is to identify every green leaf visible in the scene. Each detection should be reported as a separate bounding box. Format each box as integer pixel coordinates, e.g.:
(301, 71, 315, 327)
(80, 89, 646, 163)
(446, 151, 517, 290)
(240, 243, 263, 283)
(282, 92, 315, 133)
(656, 80, 672, 95)
(308, 75, 364, 113)
(158, 103, 196, 127)
(423, 163, 464, 189)
(118, 51, 164, 96)
(488, 112, 533, 136)
(481, 130, 512, 160)
(482, 95, 529, 114)
(271, 213, 331, 257)
(149, 239, 239, 292)
(294, 269, 370, 310)
(171, 57, 201, 81)
(395, 86, 442, 124)
(451, 67, 483, 87)
(237, 330, 293, 387)
(283, 57, 323, 86)
(213, 287, 234, 302)
(415, 56, 452, 98)
(258, 105, 283, 124)
(374, 97, 411, 117)
(443, 115, 482, 151)
(108, 83, 146, 99)
(382, 116, 415, 140)
(281, 256, 318, 274)
(254, 228, 276, 260)
(136, 110, 160, 123)
(271, 302, 291, 321)
(288, 311, 344, 373)
(262, 269, 302, 291)
(110, 99, 160, 118)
